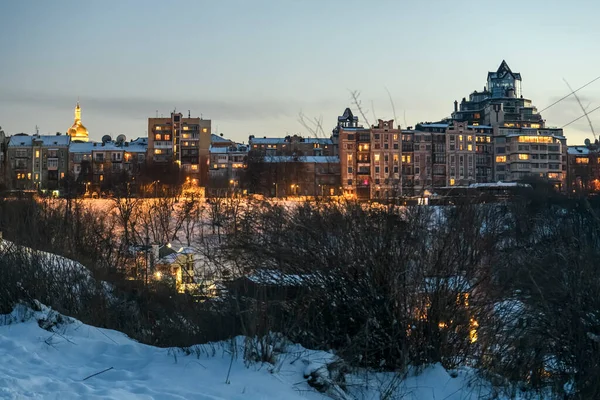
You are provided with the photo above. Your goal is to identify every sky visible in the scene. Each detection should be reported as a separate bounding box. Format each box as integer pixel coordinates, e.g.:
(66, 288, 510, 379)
(1, 0, 600, 144)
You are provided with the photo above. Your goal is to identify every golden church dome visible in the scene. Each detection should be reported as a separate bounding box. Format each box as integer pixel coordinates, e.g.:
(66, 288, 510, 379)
(67, 102, 89, 142)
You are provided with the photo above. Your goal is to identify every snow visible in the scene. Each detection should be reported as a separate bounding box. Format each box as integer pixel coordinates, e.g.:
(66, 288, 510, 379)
(0, 304, 514, 400)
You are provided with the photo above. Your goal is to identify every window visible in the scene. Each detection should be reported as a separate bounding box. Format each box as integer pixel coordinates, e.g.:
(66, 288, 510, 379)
(459, 135, 463, 141)
(347, 134, 355, 141)
(518, 154, 530, 160)
(393, 155, 399, 163)
(154, 149, 162, 154)
(467, 144, 473, 151)
(374, 154, 380, 162)
(450, 178, 455, 186)
(35, 150, 40, 158)
(496, 155, 506, 163)
(164, 134, 171, 141)
(347, 154, 353, 162)
(347, 167, 353, 174)
(393, 134, 398, 140)
(155, 134, 162, 141)
(100, 175, 104, 181)
(467, 136, 473, 142)
(375, 166, 380, 173)
(202, 128, 208, 133)
(191, 164, 199, 171)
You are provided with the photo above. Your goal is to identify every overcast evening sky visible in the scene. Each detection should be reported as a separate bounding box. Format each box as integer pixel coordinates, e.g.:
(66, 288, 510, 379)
(1, 0, 599, 144)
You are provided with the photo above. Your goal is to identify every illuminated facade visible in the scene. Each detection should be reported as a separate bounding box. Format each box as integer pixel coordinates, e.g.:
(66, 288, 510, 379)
(67, 102, 90, 142)
(445, 122, 493, 186)
(339, 117, 405, 200)
(567, 144, 600, 193)
(7, 133, 70, 191)
(494, 127, 567, 190)
(147, 112, 211, 186)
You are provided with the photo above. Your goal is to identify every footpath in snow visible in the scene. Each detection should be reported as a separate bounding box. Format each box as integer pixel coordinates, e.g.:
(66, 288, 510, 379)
(0, 304, 501, 399)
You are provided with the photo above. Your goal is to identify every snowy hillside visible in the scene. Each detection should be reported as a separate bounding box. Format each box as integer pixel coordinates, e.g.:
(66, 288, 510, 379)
(0, 304, 510, 400)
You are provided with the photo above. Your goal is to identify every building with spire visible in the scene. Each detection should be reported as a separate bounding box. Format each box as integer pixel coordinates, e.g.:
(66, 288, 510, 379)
(67, 102, 90, 142)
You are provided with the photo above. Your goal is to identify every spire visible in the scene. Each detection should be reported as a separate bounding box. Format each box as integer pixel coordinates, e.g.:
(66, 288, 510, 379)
(74, 101, 81, 123)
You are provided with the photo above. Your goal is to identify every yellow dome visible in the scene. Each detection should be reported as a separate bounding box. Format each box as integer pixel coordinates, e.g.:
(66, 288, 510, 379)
(67, 102, 89, 142)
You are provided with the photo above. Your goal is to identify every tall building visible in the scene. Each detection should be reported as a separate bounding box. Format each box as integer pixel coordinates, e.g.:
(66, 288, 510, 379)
(147, 112, 211, 185)
(67, 102, 90, 142)
(452, 61, 543, 129)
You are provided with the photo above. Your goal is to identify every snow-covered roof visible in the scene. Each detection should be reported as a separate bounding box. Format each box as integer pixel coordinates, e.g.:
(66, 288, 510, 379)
(418, 123, 449, 129)
(250, 138, 287, 144)
(211, 134, 233, 143)
(245, 269, 312, 286)
(9, 134, 70, 148)
(209, 145, 248, 154)
(568, 146, 592, 155)
(263, 155, 339, 164)
(125, 137, 148, 153)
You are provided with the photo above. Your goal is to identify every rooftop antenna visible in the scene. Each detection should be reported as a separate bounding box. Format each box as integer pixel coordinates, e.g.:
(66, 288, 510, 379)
(156, 110, 158, 117)
(35, 125, 39, 135)
(188, 110, 191, 118)
(200, 113, 203, 120)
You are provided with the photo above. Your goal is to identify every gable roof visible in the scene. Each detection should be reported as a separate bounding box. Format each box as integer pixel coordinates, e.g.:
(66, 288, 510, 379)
(487, 60, 522, 81)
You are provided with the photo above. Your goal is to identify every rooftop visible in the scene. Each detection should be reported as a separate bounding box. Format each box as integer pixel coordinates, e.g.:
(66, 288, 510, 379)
(9, 134, 71, 148)
(263, 155, 339, 164)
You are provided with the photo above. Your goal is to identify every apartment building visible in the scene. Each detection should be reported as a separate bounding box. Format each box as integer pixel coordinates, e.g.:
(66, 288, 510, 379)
(444, 122, 493, 186)
(70, 137, 147, 189)
(248, 134, 335, 157)
(208, 143, 249, 188)
(412, 123, 447, 193)
(494, 127, 567, 190)
(7, 134, 71, 191)
(148, 112, 211, 185)
(340, 119, 403, 200)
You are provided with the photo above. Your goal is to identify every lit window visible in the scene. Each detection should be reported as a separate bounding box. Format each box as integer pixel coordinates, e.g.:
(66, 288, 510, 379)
(450, 178, 455, 186)
(155, 134, 162, 141)
(35, 173, 39, 180)
(164, 135, 171, 141)
(459, 135, 463, 141)
(35, 150, 40, 158)
(374, 154, 380, 162)
(496, 156, 507, 163)
(467, 144, 473, 151)
(191, 164, 199, 171)
(467, 136, 473, 142)
(27, 173, 31, 180)
(100, 175, 104, 181)
(393, 134, 398, 140)
(575, 158, 589, 164)
(220, 164, 226, 168)
(60, 172, 64, 179)
(183, 126, 189, 131)
(155, 126, 162, 131)
(518, 154, 529, 160)
(202, 128, 208, 133)
(213, 164, 218, 169)
(393, 155, 399, 162)
(154, 149, 162, 154)
(530, 123, 541, 129)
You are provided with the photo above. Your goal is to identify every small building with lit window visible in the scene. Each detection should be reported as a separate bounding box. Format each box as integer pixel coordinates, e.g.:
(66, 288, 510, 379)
(567, 143, 600, 194)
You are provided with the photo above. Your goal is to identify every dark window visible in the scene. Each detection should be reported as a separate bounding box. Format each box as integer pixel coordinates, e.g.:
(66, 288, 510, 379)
(347, 134, 355, 141)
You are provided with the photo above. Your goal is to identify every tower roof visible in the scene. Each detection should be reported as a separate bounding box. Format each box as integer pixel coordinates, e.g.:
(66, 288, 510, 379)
(488, 60, 521, 80)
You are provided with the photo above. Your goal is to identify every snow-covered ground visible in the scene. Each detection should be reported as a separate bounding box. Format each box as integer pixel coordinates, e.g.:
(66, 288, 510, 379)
(0, 304, 509, 400)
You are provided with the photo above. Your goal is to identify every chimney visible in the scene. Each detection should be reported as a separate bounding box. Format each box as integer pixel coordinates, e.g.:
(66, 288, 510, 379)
(454, 100, 458, 112)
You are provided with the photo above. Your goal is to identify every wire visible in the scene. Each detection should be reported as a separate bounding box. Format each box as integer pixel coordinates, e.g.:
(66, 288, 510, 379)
(539, 75, 600, 113)
(561, 104, 600, 128)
